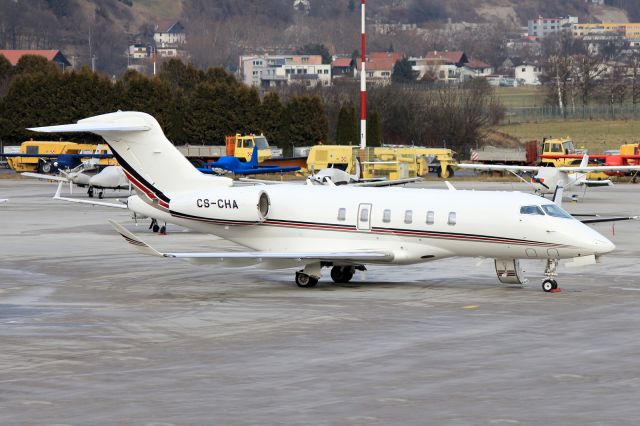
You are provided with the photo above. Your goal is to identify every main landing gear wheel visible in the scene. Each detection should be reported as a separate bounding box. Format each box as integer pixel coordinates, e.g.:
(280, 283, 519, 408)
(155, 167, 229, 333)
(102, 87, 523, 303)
(330, 266, 355, 283)
(87, 187, 94, 198)
(98, 191, 104, 199)
(542, 279, 558, 292)
(295, 271, 318, 288)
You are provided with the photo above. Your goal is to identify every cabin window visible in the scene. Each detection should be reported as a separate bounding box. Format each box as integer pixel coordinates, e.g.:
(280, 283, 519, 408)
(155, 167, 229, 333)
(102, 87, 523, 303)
(426, 211, 435, 225)
(360, 208, 369, 222)
(448, 212, 457, 226)
(244, 140, 254, 148)
(404, 210, 413, 224)
(382, 209, 391, 223)
(26, 146, 39, 155)
(520, 205, 545, 215)
(337, 208, 346, 221)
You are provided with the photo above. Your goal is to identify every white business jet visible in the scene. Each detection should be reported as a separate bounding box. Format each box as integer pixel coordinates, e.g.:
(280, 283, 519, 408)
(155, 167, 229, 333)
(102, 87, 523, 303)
(30, 112, 617, 292)
(457, 155, 640, 196)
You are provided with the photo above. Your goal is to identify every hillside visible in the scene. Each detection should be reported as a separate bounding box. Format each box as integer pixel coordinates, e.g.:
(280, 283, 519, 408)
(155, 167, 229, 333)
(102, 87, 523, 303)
(0, 0, 636, 75)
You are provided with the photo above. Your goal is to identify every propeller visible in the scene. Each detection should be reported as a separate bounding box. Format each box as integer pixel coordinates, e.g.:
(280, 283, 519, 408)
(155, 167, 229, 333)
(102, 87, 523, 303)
(531, 176, 550, 190)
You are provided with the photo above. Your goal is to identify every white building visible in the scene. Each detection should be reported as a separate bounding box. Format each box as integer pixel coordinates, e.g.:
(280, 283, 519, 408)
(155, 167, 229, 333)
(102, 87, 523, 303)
(128, 44, 149, 59)
(154, 21, 186, 47)
(515, 63, 543, 85)
(239, 55, 331, 88)
(528, 16, 578, 39)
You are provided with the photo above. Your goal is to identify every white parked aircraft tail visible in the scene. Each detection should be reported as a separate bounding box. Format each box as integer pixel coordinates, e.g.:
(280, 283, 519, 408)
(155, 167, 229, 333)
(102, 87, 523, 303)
(29, 112, 232, 207)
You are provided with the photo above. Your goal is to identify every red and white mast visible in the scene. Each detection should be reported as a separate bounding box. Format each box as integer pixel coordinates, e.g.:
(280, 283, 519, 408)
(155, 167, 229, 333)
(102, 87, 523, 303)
(360, 0, 367, 149)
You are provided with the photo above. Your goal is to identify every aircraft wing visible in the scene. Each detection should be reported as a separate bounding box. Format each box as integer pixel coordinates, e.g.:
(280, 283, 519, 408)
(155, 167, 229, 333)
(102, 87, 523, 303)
(558, 165, 640, 172)
(22, 172, 70, 182)
(109, 220, 394, 265)
(351, 177, 423, 187)
(52, 182, 127, 209)
(232, 166, 301, 175)
(456, 163, 541, 172)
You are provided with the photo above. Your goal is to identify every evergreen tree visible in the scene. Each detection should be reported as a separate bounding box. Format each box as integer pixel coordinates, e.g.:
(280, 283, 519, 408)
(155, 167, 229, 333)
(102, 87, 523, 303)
(282, 96, 328, 149)
(335, 103, 358, 145)
(295, 44, 332, 64)
(258, 92, 285, 147)
(159, 59, 204, 94)
(0, 54, 12, 81)
(391, 58, 415, 84)
(115, 69, 174, 134)
(367, 110, 382, 147)
(13, 55, 59, 76)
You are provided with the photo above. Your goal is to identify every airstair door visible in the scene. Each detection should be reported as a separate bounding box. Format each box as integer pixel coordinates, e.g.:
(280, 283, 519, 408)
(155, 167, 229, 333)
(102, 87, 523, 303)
(357, 203, 372, 231)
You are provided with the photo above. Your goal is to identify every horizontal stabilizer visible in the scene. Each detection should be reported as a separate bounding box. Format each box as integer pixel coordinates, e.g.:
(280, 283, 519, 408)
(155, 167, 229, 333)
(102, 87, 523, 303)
(109, 220, 163, 257)
(28, 123, 151, 133)
(108, 220, 394, 264)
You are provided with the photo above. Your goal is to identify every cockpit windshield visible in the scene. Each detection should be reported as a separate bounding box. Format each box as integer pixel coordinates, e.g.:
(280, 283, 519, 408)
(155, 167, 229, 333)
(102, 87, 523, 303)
(520, 205, 545, 215)
(541, 204, 573, 219)
(520, 204, 574, 219)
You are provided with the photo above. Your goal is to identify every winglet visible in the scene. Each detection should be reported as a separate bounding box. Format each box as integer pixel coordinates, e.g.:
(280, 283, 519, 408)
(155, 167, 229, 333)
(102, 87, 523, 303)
(108, 220, 164, 257)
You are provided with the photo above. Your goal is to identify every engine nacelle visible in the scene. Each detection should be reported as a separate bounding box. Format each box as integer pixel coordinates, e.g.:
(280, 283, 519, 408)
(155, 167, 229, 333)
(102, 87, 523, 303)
(494, 259, 527, 285)
(169, 187, 270, 225)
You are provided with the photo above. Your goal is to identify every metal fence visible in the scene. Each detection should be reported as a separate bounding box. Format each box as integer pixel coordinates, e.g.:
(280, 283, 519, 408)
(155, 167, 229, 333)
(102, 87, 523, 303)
(503, 104, 640, 123)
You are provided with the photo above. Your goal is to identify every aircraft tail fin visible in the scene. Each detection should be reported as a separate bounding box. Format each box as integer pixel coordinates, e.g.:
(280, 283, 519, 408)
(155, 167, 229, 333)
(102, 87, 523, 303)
(29, 112, 232, 208)
(552, 185, 564, 206)
(352, 157, 362, 181)
(580, 154, 589, 168)
(249, 145, 259, 167)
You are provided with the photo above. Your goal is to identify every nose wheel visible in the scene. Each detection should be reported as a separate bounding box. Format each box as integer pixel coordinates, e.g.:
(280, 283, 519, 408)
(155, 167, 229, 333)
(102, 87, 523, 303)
(542, 259, 561, 293)
(542, 279, 558, 292)
(295, 271, 318, 288)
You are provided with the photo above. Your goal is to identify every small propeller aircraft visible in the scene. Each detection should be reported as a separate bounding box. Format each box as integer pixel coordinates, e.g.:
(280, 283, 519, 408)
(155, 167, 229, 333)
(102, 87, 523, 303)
(23, 165, 130, 198)
(457, 154, 640, 196)
(307, 158, 422, 187)
(197, 145, 300, 176)
(30, 111, 624, 293)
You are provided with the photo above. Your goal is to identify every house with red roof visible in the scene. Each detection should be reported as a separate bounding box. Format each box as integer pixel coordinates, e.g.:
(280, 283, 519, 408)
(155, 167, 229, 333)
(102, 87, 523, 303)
(410, 51, 493, 83)
(355, 51, 403, 84)
(0, 50, 71, 70)
(331, 57, 356, 78)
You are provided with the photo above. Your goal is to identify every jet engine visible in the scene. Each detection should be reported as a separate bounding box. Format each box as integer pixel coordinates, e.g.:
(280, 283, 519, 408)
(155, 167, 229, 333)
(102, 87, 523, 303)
(169, 187, 270, 225)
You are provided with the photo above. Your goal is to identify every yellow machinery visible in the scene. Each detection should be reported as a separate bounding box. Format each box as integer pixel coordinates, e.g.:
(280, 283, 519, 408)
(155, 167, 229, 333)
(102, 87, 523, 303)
(306, 145, 457, 179)
(6, 141, 116, 173)
(540, 137, 609, 180)
(225, 134, 272, 162)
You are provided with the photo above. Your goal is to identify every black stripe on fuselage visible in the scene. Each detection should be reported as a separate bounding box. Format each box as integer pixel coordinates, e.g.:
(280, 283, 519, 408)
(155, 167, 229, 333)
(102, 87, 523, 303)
(106, 144, 171, 204)
(167, 210, 566, 248)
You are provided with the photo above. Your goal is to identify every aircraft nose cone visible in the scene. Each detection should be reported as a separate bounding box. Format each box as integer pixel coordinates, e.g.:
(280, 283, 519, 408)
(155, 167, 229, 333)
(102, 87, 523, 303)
(595, 238, 616, 255)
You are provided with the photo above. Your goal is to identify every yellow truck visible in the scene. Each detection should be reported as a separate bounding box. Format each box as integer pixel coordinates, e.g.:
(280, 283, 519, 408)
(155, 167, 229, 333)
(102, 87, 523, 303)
(6, 140, 116, 173)
(225, 134, 272, 162)
(306, 145, 457, 179)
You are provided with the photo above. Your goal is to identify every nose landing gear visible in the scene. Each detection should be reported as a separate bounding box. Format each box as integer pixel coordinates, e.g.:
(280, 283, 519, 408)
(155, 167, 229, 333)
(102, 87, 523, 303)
(542, 259, 560, 293)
